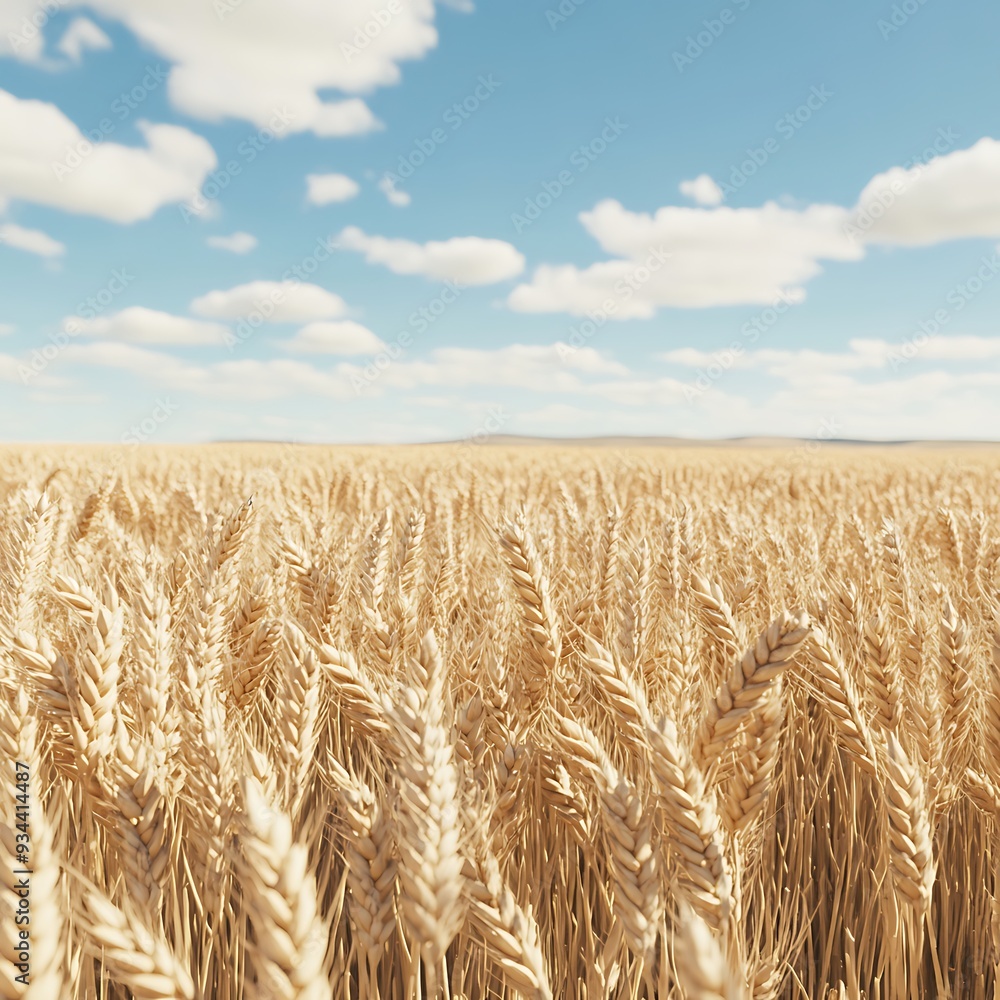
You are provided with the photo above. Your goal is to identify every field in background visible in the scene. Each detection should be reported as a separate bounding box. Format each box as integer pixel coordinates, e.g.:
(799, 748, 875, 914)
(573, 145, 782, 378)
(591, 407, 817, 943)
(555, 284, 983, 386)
(1, 444, 999, 999)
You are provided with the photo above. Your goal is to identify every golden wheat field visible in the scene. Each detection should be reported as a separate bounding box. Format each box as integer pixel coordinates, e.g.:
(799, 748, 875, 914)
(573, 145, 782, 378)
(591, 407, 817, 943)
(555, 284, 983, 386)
(2, 443, 1000, 1000)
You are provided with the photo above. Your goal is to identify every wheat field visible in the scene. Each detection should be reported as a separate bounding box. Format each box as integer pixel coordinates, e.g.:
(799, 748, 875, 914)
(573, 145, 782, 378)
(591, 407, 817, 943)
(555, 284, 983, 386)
(1, 443, 999, 999)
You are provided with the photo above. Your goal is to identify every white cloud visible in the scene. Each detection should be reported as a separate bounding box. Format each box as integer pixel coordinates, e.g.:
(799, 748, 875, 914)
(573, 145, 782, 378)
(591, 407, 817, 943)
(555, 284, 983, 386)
(346, 342, 627, 393)
(918, 334, 1000, 360)
(0, 2, 53, 62)
(338, 226, 525, 285)
(284, 320, 385, 355)
(752, 369, 1000, 440)
(0, 351, 65, 388)
(58, 339, 621, 402)
(584, 375, 695, 408)
(191, 281, 348, 322)
(57, 17, 112, 62)
(508, 139, 1000, 319)
(517, 402, 593, 426)
(27, 391, 105, 405)
(0, 222, 65, 257)
(679, 174, 723, 207)
(508, 199, 859, 317)
(0, 324, 13, 336)
(852, 138, 1000, 246)
(568, 341, 1000, 440)
(67, 306, 229, 345)
(19, 1, 454, 137)
(40, 320, 1000, 440)
(206, 232, 258, 254)
(306, 173, 359, 206)
(659, 335, 1000, 378)
(64, 340, 201, 380)
(378, 174, 410, 207)
(62, 340, 357, 401)
(0, 90, 216, 223)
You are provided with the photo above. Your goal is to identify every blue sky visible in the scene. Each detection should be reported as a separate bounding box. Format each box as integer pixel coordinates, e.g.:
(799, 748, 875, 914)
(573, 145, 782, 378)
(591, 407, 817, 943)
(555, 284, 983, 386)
(2, 0, 1000, 443)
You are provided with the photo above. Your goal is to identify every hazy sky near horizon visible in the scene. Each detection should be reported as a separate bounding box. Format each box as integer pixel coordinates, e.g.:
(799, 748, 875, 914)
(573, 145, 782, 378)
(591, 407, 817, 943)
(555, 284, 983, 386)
(2, 0, 1000, 444)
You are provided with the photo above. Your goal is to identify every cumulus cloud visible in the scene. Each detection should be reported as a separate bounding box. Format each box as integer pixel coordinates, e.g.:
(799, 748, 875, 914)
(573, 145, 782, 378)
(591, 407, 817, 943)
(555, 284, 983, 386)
(508, 199, 859, 317)
(851, 138, 1000, 246)
(57, 17, 112, 62)
(41, 320, 1000, 441)
(306, 173, 359, 206)
(338, 226, 525, 285)
(206, 232, 258, 254)
(0, 352, 22, 382)
(191, 281, 348, 322)
(62, 340, 357, 401)
(66, 306, 230, 345)
(284, 320, 385, 355)
(509, 139, 1000, 318)
(378, 174, 411, 207)
(0, 2, 54, 62)
(915, 334, 1000, 361)
(578, 341, 1000, 440)
(0, 222, 65, 257)
(55, 339, 622, 402)
(0, 90, 216, 223)
(679, 174, 723, 207)
(659, 335, 1000, 377)
(345, 343, 628, 393)
(8, 1, 454, 137)
(638, 370, 1000, 442)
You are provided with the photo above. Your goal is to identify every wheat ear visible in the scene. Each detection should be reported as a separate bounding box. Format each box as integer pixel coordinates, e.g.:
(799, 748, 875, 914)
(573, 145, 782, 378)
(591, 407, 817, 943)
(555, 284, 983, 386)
(806, 627, 880, 779)
(672, 902, 748, 1000)
(388, 631, 465, 993)
(498, 515, 562, 712)
(884, 735, 936, 917)
(695, 610, 810, 771)
(237, 777, 329, 1000)
(75, 881, 195, 1000)
(466, 848, 554, 1000)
